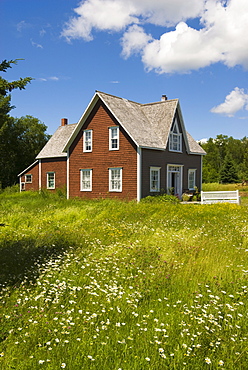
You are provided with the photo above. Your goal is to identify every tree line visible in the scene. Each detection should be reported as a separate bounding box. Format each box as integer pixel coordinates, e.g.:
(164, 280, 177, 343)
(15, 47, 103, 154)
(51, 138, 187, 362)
(200, 135, 248, 184)
(0, 59, 50, 189)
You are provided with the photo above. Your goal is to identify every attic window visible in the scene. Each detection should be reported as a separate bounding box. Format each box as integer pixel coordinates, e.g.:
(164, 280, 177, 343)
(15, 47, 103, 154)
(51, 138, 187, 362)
(109, 127, 119, 150)
(83, 130, 92, 152)
(169, 119, 182, 152)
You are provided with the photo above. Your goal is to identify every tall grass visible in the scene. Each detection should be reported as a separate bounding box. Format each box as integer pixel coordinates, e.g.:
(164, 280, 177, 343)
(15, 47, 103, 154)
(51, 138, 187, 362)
(0, 191, 247, 369)
(202, 182, 248, 192)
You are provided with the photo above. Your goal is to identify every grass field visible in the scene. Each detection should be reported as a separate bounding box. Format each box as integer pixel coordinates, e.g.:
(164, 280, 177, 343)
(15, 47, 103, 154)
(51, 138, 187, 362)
(0, 190, 247, 369)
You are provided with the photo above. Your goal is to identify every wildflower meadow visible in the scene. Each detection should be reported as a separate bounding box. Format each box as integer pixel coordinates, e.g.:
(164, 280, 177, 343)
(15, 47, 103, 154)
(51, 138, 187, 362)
(0, 190, 247, 369)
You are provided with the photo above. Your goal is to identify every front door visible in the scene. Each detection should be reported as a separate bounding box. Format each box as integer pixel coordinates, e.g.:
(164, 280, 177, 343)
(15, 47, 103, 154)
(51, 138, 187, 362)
(167, 165, 183, 198)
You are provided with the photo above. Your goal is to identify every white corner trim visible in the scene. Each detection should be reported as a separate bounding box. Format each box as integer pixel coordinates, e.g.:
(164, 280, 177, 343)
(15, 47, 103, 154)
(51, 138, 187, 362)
(39, 159, 41, 191)
(67, 152, 69, 199)
(137, 147, 142, 201)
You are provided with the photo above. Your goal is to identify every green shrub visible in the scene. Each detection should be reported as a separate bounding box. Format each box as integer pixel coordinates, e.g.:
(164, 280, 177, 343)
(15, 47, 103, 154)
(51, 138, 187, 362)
(182, 193, 192, 201)
(0, 184, 19, 194)
(141, 194, 180, 203)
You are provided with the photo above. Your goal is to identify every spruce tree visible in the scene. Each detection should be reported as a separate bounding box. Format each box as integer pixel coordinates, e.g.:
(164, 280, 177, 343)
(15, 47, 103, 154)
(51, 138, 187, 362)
(220, 154, 239, 184)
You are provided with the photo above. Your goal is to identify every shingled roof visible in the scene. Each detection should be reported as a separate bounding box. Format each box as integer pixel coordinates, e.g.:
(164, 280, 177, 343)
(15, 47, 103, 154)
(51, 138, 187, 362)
(97, 91, 178, 149)
(63, 91, 205, 155)
(36, 123, 77, 159)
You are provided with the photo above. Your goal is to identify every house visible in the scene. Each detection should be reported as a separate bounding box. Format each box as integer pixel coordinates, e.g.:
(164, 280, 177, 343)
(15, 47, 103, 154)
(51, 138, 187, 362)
(19, 91, 206, 200)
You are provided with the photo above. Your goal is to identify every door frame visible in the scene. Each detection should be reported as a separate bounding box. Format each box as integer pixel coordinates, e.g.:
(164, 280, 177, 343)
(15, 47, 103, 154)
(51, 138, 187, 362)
(167, 164, 183, 198)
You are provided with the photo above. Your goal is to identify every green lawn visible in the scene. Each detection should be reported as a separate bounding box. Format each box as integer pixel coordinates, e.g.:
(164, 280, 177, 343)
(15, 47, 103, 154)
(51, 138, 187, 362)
(0, 191, 247, 369)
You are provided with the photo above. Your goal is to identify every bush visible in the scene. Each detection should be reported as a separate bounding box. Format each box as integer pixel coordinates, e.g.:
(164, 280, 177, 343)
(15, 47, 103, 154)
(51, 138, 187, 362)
(141, 194, 180, 203)
(182, 193, 192, 202)
(0, 184, 19, 194)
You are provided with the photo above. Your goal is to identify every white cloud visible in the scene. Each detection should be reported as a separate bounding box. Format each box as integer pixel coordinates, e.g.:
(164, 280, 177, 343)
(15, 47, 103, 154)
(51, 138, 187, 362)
(37, 76, 60, 82)
(62, 0, 248, 73)
(121, 25, 152, 58)
(137, 22, 223, 73)
(62, 0, 203, 41)
(62, 0, 204, 41)
(16, 20, 32, 32)
(197, 138, 208, 144)
(40, 29, 46, 37)
(211, 87, 248, 117)
(31, 39, 43, 49)
(62, 0, 138, 41)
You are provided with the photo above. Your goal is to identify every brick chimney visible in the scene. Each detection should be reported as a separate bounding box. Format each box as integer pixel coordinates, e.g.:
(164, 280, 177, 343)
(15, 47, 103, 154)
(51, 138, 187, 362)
(61, 118, 68, 126)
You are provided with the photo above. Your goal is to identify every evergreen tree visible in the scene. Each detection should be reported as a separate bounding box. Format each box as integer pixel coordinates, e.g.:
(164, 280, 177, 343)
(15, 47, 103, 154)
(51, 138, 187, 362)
(0, 59, 32, 129)
(201, 138, 221, 182)
(201, 135, 248, 184)
(220, 154, 239, 184)
(0, 59, 32, 96)
(0, 59, 49, 188)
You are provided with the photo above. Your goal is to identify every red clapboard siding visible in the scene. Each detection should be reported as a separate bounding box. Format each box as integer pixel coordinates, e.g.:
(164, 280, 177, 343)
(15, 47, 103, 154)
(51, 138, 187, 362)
(69, 100, 137, 200)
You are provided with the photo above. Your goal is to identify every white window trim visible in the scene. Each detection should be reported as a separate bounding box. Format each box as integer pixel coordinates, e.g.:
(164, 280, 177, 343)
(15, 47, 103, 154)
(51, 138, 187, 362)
(47, 172, 55, 189)
(169, 119, 182, 153)
(83, 129, 93, 152)
(109, 167, 122, 192)
(25, 174, 32, 183)
(188, 169, 196, 190)
(109, 126, 119, 151)
(150, 167, 161, 192)
(80, 169, 92, 191)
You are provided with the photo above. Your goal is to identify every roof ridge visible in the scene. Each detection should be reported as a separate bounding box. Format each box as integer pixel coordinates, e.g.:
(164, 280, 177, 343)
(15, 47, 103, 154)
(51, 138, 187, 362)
(142, 99, 178, 107)
(96, 90, 141, 106)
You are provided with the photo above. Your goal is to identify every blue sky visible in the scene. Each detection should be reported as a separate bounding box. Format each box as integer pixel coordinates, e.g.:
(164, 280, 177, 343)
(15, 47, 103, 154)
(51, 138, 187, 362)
(1, 0, 248, 140)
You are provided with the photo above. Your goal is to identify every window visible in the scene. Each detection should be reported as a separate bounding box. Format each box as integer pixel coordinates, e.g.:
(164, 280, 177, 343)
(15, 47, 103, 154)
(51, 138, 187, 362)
(109, 126, 119, 150)
(83, 130, 92, 152)
(80, 169, 92, 191)
(188, 169, 196, 190)
(150, 167, 161, 192)
(47, 172, 55, 189)
(109, 168, 122, 192)
(169, 119, 182, 152)
(25, 174, 32, 183)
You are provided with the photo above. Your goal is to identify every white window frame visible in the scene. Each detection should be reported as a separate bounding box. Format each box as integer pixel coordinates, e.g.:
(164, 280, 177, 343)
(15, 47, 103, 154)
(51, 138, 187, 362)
(25, 174, 32, 183)
(47, 172, 55, 189)
(83, 130, 93, 152)
(109, 167, 122, 192)
(169, 119, 182, 152)
(150, 167, 161, 192)
(80, 169, 92, 191)
(109, 126, 119, 150)
(188, 169, 196, 190)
